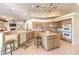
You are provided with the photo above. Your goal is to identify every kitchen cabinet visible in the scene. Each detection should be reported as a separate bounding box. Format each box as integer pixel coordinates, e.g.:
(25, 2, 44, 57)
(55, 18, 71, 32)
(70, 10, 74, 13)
(53, 13, 79, 45)
(19, 31, 34, 47)
(0, 22, 8, 31)
(41, 32, 60, 51)
(48, 22, 61, 28)
(19, 33, 26, 44)
(61, 19, 72, 42)
(62, 19, 72, 25)
(0, 32, 3, 55)
(4, 32, 18, 49)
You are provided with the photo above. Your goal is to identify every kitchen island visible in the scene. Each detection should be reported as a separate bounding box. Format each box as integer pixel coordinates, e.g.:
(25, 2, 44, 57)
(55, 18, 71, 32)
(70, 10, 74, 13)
(41, 31, 61, 51)
(0, 30, 25, 55)
(0, 30, 34, 55)
(0, 31, 20, 55)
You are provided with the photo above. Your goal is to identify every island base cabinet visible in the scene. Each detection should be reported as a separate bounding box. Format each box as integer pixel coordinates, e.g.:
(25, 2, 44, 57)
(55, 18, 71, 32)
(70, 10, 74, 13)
(47, 38, 55, 50)
(42, 35, 60, 51)
(47, 36, 60, 50)
(54, 36, 60, 48)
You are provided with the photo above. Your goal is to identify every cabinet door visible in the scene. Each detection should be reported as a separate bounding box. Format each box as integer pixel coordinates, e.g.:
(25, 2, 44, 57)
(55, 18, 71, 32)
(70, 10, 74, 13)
(54, 36, 60, 48)
(19, 33, 26, 44)
(47, 37, 55, 50)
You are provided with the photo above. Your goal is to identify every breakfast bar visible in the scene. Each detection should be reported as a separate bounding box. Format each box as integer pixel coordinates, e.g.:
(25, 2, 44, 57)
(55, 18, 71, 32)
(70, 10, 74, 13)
(0, 30, 34, 55)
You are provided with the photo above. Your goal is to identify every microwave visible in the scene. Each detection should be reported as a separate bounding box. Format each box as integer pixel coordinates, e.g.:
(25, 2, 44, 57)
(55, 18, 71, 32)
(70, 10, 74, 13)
(10, 23, 16, 27)
(63, 24, 72, 32)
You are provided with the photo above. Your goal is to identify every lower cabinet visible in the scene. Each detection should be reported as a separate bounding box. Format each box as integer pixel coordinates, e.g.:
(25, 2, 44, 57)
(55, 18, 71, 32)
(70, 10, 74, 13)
(41, 35, 60, 51)
(0, 33, 3, 55)
(47, 37, 55, 50)
(19, 31, 34, 47)
(19, 33, 26, 44)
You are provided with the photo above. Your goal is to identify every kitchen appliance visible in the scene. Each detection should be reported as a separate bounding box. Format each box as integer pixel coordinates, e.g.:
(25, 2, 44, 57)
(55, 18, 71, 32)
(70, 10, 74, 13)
(10, 23, 16, 27)
(9, 23, 16, 31)
(63, 32, 72, 42)
(62, 24, 72, 42)
(11, 28, 16, 31)
(63, 24, 71, 32)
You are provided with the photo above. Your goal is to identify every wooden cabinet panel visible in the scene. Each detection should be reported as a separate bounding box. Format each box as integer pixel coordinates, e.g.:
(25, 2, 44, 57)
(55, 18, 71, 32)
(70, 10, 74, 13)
(47, 38, 55, 50)
(54, 36, 60, 47)
(19, 33, 26, 44)
(41, 34, 60, 51)
(62, 19, 72, 25)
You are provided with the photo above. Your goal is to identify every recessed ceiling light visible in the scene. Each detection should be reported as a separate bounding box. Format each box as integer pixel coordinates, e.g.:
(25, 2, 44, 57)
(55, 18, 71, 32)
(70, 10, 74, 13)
(76, 3, 79, 5)
(32, 5, 34, 7)
(11, 8, 15, 10)
(24, 13, 26, 15)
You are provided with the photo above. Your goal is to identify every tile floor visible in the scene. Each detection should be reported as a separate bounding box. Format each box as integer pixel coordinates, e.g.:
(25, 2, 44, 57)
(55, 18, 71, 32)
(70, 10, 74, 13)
(12, 40, 79, 55)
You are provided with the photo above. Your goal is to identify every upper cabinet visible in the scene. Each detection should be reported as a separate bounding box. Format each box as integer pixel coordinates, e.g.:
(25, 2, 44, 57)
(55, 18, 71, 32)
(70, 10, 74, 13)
(47, 22, 62, 28)
(62, 19, 72, 25)
(0, 21, 8, 31)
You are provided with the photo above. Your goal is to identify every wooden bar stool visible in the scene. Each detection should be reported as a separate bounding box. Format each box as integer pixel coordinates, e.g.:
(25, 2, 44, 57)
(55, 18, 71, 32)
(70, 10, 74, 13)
(34, 31, 42, 48)
(1, 40, 15, 55)
(35, 36, 41, 48)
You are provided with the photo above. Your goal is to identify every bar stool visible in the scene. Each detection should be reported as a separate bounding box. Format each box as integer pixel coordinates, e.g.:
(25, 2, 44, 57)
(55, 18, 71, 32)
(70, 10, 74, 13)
(34, 31, 42, 48)
(35, 36, 41, 48)
(1, 40, 15, 55)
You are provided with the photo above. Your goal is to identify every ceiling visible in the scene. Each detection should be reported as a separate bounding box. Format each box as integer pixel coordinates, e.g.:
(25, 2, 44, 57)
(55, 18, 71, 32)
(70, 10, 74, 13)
(0, 3, 79, 21)
(13, 3, 76, 12)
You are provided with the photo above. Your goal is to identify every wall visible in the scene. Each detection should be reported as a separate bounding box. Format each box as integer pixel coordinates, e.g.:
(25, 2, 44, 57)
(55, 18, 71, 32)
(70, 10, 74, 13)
(72, 14, 79, 45)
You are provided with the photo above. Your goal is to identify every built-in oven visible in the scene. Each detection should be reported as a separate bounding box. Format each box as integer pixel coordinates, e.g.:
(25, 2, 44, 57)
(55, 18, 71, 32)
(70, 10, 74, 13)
(11, 28, 16, 30)
(63, 27, 71, 32)
(64, 28, 70, 30)
(63, 32, 72, 40)
(62, 24, 72, 42)
(62, 24, 72, 32)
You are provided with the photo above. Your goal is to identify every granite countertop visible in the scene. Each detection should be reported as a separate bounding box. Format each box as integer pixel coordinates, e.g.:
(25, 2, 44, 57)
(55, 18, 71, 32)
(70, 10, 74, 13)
(3, 30, 34, 35)
(4, 31, 17, 35)
(41, 31, 60, 36)
(3, 30, 24, 35)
